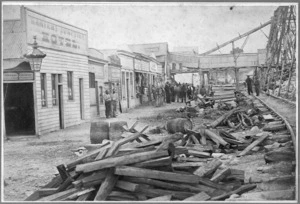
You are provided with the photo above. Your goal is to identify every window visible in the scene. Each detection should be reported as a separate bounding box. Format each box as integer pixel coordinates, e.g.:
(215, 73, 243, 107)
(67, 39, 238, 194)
(41, 73, 47, 107)
(122, 72, 125, 98)
(179, 63, 183, 69)
(51, 74, 58, 106)
(67, 71, 74, 100)
(130, 72, 133, 97)
(89, 72, 95, 88)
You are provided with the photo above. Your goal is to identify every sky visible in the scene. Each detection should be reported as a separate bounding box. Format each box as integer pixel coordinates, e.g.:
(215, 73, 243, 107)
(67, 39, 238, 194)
(2, 2, 290, 54)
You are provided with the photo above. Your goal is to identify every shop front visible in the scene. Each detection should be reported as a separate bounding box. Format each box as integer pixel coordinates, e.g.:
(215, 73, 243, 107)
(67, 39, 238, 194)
(3, 64, 36, 136)
(3, 7, 90, 136)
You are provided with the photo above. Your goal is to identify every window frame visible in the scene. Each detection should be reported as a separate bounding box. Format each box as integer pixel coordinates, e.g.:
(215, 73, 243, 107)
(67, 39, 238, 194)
(67, 71, 74, 100)
(51, 74, 58, 106)
(40, 73, 47, 107)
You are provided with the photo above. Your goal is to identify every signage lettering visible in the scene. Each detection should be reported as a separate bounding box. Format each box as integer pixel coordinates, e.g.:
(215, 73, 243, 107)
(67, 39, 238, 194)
(25, 9, 87, 55)
(4, 72, 34, 81)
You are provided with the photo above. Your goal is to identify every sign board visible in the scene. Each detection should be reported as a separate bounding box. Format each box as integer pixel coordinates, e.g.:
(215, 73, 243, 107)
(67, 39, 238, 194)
(4, 72, 34, 81)
(23, 7, 88, 55)
(134, 59, 142, 70)
(150, 61, 158, 73)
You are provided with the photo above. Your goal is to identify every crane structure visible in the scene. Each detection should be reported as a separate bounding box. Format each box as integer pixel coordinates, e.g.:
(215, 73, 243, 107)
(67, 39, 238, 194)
(260, 5, 297, 99)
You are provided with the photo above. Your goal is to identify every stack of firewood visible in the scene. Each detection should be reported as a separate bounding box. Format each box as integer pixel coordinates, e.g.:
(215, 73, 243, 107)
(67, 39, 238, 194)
(25, 124, 258, 202)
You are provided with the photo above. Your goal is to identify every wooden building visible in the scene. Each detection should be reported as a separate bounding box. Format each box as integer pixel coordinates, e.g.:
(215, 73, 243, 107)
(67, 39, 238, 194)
(88, 48, 109, 119)
(3, 7, 90, 136)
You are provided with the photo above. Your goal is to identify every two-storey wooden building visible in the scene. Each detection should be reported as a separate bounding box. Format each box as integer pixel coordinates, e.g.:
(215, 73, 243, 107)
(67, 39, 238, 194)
(3, 7, 90, 136)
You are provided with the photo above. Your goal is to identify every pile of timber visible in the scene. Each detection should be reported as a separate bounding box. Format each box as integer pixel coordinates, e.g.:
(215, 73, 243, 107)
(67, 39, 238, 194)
(25, 126, 257, 202)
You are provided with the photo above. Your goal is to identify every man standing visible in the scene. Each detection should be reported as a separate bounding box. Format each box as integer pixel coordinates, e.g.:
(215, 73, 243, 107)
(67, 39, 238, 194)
(254, 77, 260, 96)
(111, 89, 118, 117)
(165, 82, 171, 103)
(104, 90, 111, 118)
(245, 75, 253, 95)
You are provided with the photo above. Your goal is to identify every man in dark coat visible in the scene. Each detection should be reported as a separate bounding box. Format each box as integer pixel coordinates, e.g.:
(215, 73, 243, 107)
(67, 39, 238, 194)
(165, 82, 171, 103)
(181, 83, 187, 103)
(254, 77, 260, 96)
(245, 75, 253, 95)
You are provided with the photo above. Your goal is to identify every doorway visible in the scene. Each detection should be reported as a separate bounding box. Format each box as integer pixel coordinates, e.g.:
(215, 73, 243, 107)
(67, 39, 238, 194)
(79, 78, 84, 119)
(58, 84, 64, 129)
(4, 83, 35, 136)
(95, 81, 100, 115)
(126, 78, 130, 108)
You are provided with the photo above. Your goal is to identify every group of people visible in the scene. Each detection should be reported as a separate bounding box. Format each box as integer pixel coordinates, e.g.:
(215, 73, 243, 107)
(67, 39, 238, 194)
(245, 75, 260, 96)
(164, 82, 208, 103)
(104, 89, 118, 118)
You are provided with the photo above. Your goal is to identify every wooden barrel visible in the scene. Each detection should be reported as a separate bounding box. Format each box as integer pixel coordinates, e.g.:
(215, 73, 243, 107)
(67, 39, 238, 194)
(109, 121, 127, 141)
(165, 118, 193, 134)
(90, 121, 109, 144)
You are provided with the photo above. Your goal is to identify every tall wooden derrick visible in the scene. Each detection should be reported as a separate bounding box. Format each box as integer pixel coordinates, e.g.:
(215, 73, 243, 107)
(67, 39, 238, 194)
(262, 6, 296, 99)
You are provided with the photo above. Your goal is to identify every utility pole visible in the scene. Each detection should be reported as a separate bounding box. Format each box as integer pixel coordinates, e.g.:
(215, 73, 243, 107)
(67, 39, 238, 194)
(232, 42, 239, 91)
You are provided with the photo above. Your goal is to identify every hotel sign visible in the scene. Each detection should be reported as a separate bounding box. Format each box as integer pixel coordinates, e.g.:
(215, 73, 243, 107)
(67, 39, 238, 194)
(23, 8, 88, 55)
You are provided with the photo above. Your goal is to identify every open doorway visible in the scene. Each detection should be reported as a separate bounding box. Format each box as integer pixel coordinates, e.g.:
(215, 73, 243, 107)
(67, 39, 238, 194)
(4, 83, 35, 136)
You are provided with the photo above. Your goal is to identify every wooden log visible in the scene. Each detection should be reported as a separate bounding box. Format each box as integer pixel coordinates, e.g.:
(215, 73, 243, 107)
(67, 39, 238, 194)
(115, 166, 200, 184)
(199, 129, 228, 147)
(238, 133, 269, 156)
(183, 192, 211, 201)
(80, 169, 108, 186)
(210, 108, 240, 128)
(133, 138, 164, 148)
(188, 150, 211, 158)
(43, 175, 63, 188)
(131, 156, 171, 168)
(95, 147, 109, 160)
(137, 188, 195, 200)
(124, 176, 205, 193)
(190, 134, 200, 144)
(146, 195, 172, 201)
(56, 164, 70, 182)
(106, 125, 149, 157)
(66, 143, 111, 170)
(56, 176, 73, 192)
(63, 187, 95, 200)
(210, 167, 231, 183)
(193, 158, 222, 178)
(263, 124, 286, 131)
(172, 162, 205, 168)
(38, 188, 79, 201)
(94, 168, 119, 201)
(108, 191, 138, 200)
(176, 157, 212, 163)
(128, 121, 138, 132)
(38, 188, 58, 197)
(225, 168, 245, 182)
(210, 184, 256, 201)
(76, 150, 168, 173)
(115, 180, 140, 192)
(76, 192, 93, 201)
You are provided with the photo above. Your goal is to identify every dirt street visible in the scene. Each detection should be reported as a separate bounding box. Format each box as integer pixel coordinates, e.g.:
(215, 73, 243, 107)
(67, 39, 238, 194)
(3, 102, 184, 201)
(3, 95, 297, 201)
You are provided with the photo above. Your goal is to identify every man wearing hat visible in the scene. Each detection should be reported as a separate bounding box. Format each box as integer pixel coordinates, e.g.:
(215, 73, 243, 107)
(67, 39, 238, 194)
(111, 88, 118, 118)
(245, 75, 253, 95)
(104, 90, 111, 118)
